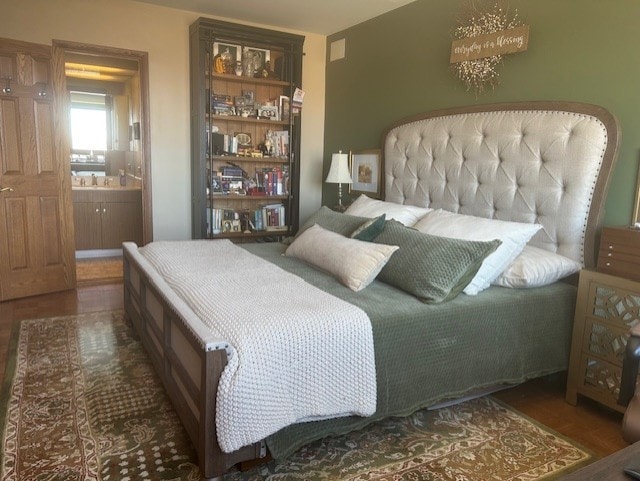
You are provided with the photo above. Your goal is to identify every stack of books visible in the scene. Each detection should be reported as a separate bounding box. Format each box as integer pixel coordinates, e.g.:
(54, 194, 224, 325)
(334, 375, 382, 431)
(211, 132, 238, 155)
(255, 167, 288, 196)
(253, 203, 286, 231)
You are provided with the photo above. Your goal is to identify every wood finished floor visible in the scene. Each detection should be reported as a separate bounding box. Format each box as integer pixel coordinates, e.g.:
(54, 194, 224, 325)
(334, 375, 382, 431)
(0, 278, 630, 461)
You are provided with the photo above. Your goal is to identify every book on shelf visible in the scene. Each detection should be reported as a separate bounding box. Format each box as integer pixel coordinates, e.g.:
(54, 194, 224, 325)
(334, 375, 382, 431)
(221, 166, 244, 177)
(254, 167, 287, 196)
(209, 205, 285, 235)
(207, 207, 222, 235)
(260, 203, 286, 231)
(211, 132, 238, 155)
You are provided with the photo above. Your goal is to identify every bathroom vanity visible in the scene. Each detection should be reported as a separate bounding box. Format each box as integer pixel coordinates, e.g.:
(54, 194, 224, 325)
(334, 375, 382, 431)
(72, 184, 143, 250)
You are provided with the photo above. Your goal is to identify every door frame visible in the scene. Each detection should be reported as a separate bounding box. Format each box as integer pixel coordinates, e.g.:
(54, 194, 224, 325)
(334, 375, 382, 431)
(52, 40, 153, 246)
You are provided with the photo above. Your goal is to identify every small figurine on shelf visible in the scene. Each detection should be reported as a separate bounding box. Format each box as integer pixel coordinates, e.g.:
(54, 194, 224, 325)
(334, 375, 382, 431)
(260, 129, 274, 156)
(213, 48, 233, 74)
(232, 212, 241, 232)
(242, 48, 261, 78)
(258, 61, 279, 79)
(242, 210, 252, 233)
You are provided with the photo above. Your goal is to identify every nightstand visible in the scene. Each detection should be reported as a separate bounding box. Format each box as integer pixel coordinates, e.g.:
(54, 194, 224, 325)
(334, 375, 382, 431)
(566, 269, 640, 412)
(597, 226, 640, 282)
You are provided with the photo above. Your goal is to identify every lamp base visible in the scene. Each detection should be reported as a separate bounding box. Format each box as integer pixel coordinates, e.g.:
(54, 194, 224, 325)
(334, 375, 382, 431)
(331, 203, 347, 213)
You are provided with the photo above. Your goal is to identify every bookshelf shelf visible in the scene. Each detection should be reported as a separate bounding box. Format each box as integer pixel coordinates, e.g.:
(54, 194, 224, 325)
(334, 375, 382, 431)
(208, 114, 290, 126)
(208, 72, 290, 88)
(211, 194, 289, 201)
(211, 155, 289, 164)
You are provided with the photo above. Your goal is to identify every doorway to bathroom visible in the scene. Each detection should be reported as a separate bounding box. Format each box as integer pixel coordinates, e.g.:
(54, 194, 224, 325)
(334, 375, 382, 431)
(53, 41, 152, 283)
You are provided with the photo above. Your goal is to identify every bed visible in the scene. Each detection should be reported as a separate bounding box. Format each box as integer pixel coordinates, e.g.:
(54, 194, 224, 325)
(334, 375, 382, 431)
(123, 101, 620, 479)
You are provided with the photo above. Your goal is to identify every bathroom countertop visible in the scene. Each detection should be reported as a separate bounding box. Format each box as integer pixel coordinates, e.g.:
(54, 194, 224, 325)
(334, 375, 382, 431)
(72, 185, 142, 191)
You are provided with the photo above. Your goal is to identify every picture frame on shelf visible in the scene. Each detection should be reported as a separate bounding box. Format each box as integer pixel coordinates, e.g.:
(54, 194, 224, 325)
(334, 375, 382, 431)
(235, 132, 252, 148)
(213, 42, 241, 62)
(211, 175, 223, 195)
(279, 95, 290, 122)
(349, 149, 382, 198)
(258, 106, 279, 120)
(272, 130, 289, 158)
(243, 90, 255, 105)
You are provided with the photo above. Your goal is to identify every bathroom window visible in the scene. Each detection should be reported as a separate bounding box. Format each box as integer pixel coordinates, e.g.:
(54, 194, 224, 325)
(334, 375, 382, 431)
(69, 91, 112, 151)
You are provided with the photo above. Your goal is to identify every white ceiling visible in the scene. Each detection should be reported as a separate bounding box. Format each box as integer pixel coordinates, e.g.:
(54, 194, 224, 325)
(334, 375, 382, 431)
(134, 0, 418, 35)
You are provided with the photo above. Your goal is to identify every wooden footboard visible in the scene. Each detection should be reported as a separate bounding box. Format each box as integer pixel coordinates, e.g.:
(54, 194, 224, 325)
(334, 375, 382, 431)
(122, 244, 266, 479)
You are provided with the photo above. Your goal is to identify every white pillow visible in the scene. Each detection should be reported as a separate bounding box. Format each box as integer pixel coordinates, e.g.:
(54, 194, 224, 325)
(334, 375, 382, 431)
(493, 245, 582, 288)
(284, 224, 399, 291)
(345, 194, 432, 227)
(412, 209, 542, 295)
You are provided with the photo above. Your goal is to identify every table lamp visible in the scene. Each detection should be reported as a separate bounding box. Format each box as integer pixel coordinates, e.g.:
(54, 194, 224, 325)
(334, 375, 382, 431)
(325, 150, 352, 210)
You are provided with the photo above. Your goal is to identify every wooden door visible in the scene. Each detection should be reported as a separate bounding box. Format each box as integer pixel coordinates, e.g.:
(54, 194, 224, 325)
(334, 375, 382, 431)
(0, 38, 75, 300)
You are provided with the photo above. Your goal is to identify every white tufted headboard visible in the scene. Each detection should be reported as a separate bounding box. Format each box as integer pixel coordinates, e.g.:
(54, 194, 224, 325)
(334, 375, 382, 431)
(382, 101, 620, 268)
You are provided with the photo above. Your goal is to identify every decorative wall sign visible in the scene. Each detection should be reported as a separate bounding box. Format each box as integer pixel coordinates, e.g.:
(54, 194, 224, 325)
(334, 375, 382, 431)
(450, 1, 529, 94)
(450, 24, 529, 63)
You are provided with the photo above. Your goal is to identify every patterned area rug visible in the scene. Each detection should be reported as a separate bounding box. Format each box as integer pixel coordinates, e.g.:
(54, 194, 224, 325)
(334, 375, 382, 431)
(0, 310, 593, 480)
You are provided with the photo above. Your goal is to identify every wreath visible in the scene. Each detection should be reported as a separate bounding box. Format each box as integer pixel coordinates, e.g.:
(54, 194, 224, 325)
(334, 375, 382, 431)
(451, 1, 523, 95)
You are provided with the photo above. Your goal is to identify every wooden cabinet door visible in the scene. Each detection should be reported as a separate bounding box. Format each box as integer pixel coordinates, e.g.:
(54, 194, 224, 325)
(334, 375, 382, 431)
(73, 202, 102, 250)
(100, 199, 143, 248)
(0, 38, 75, 300)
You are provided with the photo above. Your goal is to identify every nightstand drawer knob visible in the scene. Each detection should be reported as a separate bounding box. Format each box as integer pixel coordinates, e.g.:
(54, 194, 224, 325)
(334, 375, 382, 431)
(606, 262, 611, 267)
(608, 244, 614, 249)
(608, 253, 612, 257)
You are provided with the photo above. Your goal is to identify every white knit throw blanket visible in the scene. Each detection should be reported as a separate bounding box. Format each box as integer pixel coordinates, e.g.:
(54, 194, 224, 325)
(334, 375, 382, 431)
(139, 240, 376, 453)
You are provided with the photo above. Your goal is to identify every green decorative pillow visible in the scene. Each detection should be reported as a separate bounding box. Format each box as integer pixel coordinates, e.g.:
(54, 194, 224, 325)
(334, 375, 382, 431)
(350, 214, 386, 241)
(294, 206, 371, 239)
(374, 220, 501, 303)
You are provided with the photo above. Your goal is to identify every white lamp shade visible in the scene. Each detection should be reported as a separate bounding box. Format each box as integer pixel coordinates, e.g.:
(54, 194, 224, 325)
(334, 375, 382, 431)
(325, 152, 352, 184)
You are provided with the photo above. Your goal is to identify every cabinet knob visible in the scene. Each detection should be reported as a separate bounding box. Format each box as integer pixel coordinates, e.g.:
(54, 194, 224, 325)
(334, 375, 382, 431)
(606, 262, 611, 267)
(103, 208, 106, 213)
(607, 252, 612, 257)
(608, 244, 614, 249)
(95, 208, 99, 213)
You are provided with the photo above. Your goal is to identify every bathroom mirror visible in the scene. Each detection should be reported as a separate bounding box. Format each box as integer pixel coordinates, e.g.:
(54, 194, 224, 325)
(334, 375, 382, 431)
(65, 53, 140, 178)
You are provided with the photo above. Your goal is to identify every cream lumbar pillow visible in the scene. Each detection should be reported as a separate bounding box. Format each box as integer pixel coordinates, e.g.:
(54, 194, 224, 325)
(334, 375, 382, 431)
(413, 209, 542, 295)
(344, 194, 432, 227)
(285, 224, 399, 291)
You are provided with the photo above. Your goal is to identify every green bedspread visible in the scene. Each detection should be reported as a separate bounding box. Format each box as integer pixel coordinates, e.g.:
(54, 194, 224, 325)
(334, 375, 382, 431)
(241, 242, 577, 460)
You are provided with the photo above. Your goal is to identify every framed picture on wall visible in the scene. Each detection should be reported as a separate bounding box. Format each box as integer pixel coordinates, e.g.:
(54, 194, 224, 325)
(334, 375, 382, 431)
(349, 149, 382, 198)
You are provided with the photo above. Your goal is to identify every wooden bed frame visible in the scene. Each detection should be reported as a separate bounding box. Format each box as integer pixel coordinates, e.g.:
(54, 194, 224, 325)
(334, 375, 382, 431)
(123, 101, 620, 480)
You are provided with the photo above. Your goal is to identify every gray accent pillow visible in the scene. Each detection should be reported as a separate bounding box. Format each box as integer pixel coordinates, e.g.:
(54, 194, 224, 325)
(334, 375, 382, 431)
(373, 220, 501, 303)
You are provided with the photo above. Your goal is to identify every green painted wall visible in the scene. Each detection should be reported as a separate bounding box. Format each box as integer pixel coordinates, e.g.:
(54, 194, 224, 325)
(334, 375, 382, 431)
(323, 0, 640, 227)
